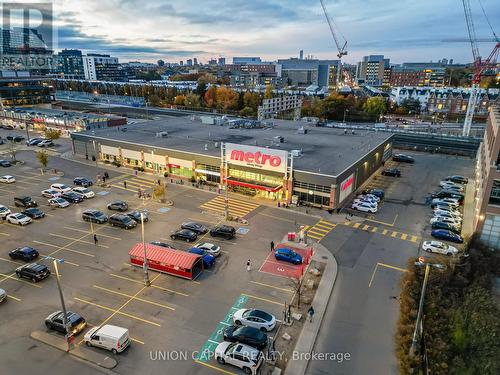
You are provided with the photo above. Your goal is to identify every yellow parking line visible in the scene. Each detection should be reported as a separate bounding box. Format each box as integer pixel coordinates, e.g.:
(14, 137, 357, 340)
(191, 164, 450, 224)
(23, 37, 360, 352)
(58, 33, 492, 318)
(195, 360, 237, 375)
(353, 223, 361, 229)
(74, 297, 161, 327)
(410, 235, 418, 242)
(92, 285, 175, 311)
(63, 227, 122, 241)
(33, 241, 95, 258)
(362, 224, 370, 231)
(250, 281, 293, 293)
(382, 229, 388, 235)
(0, 257, 23, 265)
(7, 294, 21, 302)
(242, 293, 283, 306)
(48, 233, 109, 248)
(391, 231, 398, 238)
(130, 337, 145, 345)
(371, 227, 378, 233)
(378, 262, 408, 272)
(109, 273, 189, 296)
(401, 233, 408, 240)
(343, 221, 351, 226)
(0, 272, 42, 288)
(0, 232, 9, 236)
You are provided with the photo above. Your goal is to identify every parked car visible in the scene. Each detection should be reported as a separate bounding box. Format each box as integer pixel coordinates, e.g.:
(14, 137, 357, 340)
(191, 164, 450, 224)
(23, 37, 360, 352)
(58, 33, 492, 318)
(171, 229, 197, 242)
(431, 221, 461, 234)
(215, 342, 264, 375)
(109, 214, 137, 229)
(181, 222, 208, 234)
(233, 309, 276, 332)
(351, 201, 377, 213)
(149, 241, 175, 249)
(73, 177, 93, 187)
(431, 229, 464, 243)
(107, 200, 128, 211)
(0, 204, 11, 219)
(72, 186, 95, 199)
(361, 188, 385, 199)
(126, 210, 149, 223)
(422, 241, 459, 256)
(430, 201, 460, 210)
(431, 198, 460, 207)
(22, 207, 45, 219)
(223, 325, 268, 350)
(210, 225, 236, 240)
(431, 190, 464, 202)
(37, 139, 54, 147)
(84, 324, 130, 354)
(45, 311, 87, 335)
(48, 197, 70, 208)
(9, 246, 39, 262)
(50, 183, 72, 194)
(433, 209, 462, 219)
(0, 175, 15, 183)
(189, 247, 216, 268)
(26, 138, 43, 146)
(15, 263, 50, 282)
(381, 168, 401, 177)
(14, 196, 37, 208)
(194, 242, 221, 257)
(274, 248, 303, 265)
(430, 216, 462, 227)
(0, 160, 11, 167)
(6, 212, 32, 225)
(61, 192, 84, 203)
(82, 209, 108, 224)
(41, 188, 61, 198)
(444, 175, 468, 184)
(392, 153, 415, 163)
(353, 198, 378, 207)
(439, 180, 464, 191)
(0, 288, 6, 303)
(358, 193, 380, 202)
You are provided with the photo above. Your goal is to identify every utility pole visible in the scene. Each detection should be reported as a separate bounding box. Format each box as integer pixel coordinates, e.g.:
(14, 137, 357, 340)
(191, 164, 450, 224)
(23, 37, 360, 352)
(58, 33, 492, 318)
(53, 259, 72, 352)
(24, 114, 31, 142)
(141, 212, 150, 286)
(224, 183, 229, 220)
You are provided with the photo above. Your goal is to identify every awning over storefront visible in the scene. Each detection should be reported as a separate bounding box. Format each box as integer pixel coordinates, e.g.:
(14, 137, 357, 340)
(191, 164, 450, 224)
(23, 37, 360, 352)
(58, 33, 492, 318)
(225, 177, 282, 192)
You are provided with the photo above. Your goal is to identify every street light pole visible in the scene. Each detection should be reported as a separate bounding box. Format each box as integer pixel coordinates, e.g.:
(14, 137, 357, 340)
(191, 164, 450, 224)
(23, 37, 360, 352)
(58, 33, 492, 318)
(24, 115, 31, 142)
(53, 260, 71, 352)
(410, 263, 430, 357)
(141, 212, 150, 286)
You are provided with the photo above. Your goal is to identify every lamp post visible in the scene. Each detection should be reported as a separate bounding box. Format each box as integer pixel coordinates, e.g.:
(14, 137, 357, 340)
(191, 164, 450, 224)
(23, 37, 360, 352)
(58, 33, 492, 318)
(53, 259, 72, 352)
(343, 108, 349, 125)
(24, 114, 31, 142)
(141, 212, 150, 286)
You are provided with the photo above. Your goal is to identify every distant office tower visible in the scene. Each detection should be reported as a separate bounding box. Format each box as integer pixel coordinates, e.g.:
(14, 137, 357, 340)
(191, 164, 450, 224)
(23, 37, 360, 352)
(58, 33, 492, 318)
(157, 59, 165, 67)
(218, 57, 226, 66)
(355, 55, 390, 86)
(56, 49, 85, 79)
(186, 59, 193, 66)
(82, 54, 126, 81)
(299, 50, 304, 60)
(193, 57, 198, 66)
(232, 57, 262, 64)
(180, 60, 184, 66)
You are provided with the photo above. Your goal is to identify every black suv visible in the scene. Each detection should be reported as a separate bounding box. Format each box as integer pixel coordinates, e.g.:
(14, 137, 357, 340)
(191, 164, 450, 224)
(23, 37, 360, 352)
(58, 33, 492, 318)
(61, 192, 84, 203)
(16, 263, 50, 282)
(126, 210, 149, 223)
(381, 168, 401, 177)
(45, 311, 87, 335)
(82, 209, 108, 224)
(181, 222, 208, 234)
(444, 175, 468, 184)
(107, 200, 128, 211)
(210, 225, 236, 240)
(150, 241, 176, 249)
(392, 154, 415, 163)
(170, 229, 198, 242)
(223, 325, 268, 350)
(22, 207, 45, 219)
(9, 246, 39, 262)
(109, 214, 137, 229)
(431, 190, 464, 202)
(14, 196, 38, 208)
(73, 177, 93, 187)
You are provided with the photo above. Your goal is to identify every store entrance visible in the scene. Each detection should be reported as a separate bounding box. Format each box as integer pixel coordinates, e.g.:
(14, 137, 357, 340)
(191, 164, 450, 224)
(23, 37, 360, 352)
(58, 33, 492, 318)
(230, 184, 257, 197)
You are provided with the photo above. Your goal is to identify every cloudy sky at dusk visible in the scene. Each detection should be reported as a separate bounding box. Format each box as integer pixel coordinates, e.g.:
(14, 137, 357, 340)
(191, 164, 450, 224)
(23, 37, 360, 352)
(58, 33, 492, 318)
(45, 0, 500, 63)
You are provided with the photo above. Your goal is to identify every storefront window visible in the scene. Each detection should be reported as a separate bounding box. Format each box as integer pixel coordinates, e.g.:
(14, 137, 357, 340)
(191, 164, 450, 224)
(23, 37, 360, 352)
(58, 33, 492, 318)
(489, 180, 500, 206)
(296, 191, 330, 207)
(170, 166, 193, 178)
(228, 169, 282, 186)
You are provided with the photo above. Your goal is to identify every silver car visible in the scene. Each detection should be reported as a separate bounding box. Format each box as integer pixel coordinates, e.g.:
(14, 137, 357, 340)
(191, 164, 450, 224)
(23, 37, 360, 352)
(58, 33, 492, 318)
(194, 242, 221, 257)
(0, 288, 6, 303)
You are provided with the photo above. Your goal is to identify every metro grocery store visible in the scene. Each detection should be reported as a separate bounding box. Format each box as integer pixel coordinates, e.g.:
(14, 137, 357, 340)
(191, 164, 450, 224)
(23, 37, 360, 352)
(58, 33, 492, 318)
(70, 117, 393, 210)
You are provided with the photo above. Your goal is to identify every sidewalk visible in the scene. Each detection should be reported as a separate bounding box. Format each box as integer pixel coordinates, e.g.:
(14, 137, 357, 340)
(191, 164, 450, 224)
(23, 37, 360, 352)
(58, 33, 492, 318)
(461, 179, 476, 239)
(279, 239, 338, 375)
(30, 330, 117, 369)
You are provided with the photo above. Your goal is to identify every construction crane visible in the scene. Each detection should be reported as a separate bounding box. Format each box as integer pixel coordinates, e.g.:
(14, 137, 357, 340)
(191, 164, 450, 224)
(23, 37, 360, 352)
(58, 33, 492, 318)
(461, 0, 500, 136)
(319, 0, 347, 89)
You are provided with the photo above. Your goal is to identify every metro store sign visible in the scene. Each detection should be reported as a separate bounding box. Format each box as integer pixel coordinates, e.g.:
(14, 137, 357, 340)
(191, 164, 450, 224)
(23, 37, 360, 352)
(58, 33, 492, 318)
(225, 143, 288, 173)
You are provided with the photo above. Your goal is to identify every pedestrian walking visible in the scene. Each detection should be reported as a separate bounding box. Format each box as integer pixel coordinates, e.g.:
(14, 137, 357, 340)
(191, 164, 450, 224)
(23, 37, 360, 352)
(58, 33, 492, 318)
(246, 259, 251, 272)
(157, 179, 161, 186)
(104, 172, 109, 180)
(138, 188, 142, 198)
(270, 241, 275, 252)
(307, 306, 315, 322)
(123, 181, 127, 189)
(93, 234, 98, 246)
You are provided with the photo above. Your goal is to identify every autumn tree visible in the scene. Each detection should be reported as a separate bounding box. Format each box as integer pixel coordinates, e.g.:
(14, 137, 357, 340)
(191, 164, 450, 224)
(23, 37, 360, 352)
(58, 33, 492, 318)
(215, 86, 239, 110)
(264, 84, 273, 99)
(363, 96, 387, 119)
(204, 85, 217, 108)
(184, 92, 201, 107)
(174, 95, 186, 106)
(36, 150, 49, 172)
(44, 128, 61, 140)
(243, 91, 261, 112)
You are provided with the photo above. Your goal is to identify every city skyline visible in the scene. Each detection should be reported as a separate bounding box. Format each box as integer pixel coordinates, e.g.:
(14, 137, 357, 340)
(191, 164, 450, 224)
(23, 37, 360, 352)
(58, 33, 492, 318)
(46, 0, 500, 63)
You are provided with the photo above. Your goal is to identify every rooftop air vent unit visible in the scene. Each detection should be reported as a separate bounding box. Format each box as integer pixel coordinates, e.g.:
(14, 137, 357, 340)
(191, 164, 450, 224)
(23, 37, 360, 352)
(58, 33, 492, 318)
(214, 142, 219, 148)
(297, 126, 308, 134)
(156, 131, 168, 138)
(274, 135, 284, 143)
(204, 144, 208, 151)
(291, 149, 303, 157)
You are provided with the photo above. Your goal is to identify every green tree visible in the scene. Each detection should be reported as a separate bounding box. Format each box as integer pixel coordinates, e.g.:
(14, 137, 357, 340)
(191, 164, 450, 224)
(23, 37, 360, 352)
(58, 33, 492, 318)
(243, 91, 261, 112)
(264, 85, 273, 99)
(195, 81, 207, 97)
(400, 98, 421, 114)
(148, 94, 162, 107)
(240, 106, 254, 117)
(184, 92, 201, 107)
(36, 150, 49, 171)
(363, 97, 387, 119)
(44, 128, 61, 140)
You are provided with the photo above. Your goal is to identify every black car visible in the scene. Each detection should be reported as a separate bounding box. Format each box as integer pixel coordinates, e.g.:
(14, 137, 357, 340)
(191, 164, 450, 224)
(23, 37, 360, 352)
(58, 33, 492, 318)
(431, 221, 461, 234)
(181, 222, 208, 234)
(126, 210, 149, 223)
(6, 135, 24, 143)
(431, 190, 464, 202)
(392, 154, 415, 163)
(210, 225, 236, 240)
(61, 192, 84, 203)
(0, 159, 12, 167)
(109, 214, 137, 229)
(22, 207, 45, 219)
(9, 246, 39, 262)
(14, 196, 37, 208)
(45, 311, 87, 335)
(171, 229, 198, 242)
(73, 177, 93, 187)
(82, 209, 108, 224)
(223, 325, 268, 350)
(445, 175, 468, 185)
(26, 138, 43, 146)
(361, 188, 385, 199)
(150, 241, 176, 249)
(15, 263, 50, 282)
(381, 168, 401, 177)
(107, 200, 128, 211)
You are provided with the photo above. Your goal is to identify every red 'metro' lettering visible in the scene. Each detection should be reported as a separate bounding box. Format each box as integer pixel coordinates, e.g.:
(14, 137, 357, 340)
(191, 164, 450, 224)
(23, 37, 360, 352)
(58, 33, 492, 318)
(230, 149, 281, 168)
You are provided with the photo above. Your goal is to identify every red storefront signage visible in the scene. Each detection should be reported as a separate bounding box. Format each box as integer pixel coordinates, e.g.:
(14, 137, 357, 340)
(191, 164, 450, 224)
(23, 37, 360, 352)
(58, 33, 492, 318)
(229, 150, 282, 168)
(225, 143, 288, 173)
(338, 173, 355, 204)
(341, 175, 354, 191)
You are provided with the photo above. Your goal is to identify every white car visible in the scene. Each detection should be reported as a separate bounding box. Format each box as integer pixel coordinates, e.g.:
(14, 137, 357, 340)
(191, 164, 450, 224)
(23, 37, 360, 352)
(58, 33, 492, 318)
(432, 198, 459, 207)
(215, 342, 263, 375)
(0, 288, 6, 303)
(48, 197, 70, 208)
(233, 308, 276, 332)
(439, 180, 463, 189)
(433, 205, 460, 214)
(194, 242, 221, 257)
(353, 198, 378, 206)
(41, 189, 62, 198)
(37, 139, 54, 147)
(72, 187, 95, 199)
(357, 194, 380, 203)
(0, 205, 11, 219)
(0, 175, 15, 183)
(50, 183, 72, 193)
(422, 241, 459, 256)
(352, 201, 377, 213)
(6, 212, 32, 225)
(434, 209, 462, 219)
(430, 216, 462, 226)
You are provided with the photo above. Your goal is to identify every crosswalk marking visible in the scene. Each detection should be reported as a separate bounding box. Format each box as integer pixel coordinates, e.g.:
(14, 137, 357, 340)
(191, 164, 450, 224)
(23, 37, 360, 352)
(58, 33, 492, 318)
(391, 231, 398, 238)
(382, 229, 388, 235)
(200, 196, 260, 217)
(410, 235, 418, 242)
(401, 233, 408, 240)
(340, 221, 418, 244)
(353, 223, 361, 229)
(305, 220, 336, 241)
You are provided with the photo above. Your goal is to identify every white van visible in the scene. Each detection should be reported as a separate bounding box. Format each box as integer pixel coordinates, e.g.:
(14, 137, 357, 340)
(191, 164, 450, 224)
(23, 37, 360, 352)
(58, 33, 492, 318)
(84, 324, 130, 354)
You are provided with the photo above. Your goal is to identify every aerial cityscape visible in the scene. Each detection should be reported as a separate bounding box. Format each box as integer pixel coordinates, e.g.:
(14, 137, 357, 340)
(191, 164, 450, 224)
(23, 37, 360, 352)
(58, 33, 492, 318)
(0, 1, 498, 375)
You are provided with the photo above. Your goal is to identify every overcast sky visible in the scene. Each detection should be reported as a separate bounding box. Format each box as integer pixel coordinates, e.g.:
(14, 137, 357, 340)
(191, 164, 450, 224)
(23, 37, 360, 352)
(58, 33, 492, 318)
(46, 0, 500, 63)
